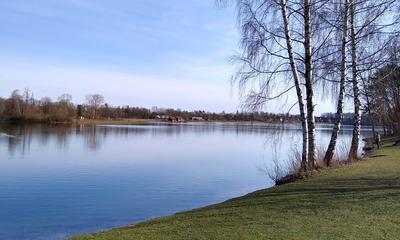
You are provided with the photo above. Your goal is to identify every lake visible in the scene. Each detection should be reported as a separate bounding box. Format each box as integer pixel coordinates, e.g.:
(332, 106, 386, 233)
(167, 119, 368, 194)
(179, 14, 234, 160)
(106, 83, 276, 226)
(0, 122, 371, 239)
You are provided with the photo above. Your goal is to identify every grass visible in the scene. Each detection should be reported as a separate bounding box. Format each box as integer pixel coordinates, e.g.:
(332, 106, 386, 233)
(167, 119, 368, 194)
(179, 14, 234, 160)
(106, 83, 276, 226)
(72, 139, 400, 240)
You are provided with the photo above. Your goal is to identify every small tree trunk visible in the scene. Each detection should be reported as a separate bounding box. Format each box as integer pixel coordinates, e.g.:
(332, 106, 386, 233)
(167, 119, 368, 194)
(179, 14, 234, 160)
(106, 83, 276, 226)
(348, 0, 361, 161)
(324, 0, 349, 166)
(304, 0, 316, 169)
(280, 0, 309, 171)
(362, 80, 376, 138)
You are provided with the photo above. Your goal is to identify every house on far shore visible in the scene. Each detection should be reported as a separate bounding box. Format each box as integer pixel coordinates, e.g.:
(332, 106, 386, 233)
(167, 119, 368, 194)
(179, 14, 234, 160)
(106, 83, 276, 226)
(155, 115, 169, 121)
(191, 116, 205, 121)
(155, 115, 186, 122)
(176, 116, 186, 122)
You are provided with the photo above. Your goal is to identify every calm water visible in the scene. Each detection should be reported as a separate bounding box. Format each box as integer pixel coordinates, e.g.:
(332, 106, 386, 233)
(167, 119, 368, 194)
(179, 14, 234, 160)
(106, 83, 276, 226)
(0, 122, 370, 239)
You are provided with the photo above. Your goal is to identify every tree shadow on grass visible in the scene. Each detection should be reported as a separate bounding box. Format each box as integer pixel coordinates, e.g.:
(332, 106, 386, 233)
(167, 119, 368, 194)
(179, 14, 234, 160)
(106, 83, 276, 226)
(202, 176, 400, 213)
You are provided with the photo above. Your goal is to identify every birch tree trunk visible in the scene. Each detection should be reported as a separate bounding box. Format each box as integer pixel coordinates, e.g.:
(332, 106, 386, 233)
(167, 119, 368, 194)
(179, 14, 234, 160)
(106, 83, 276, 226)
(280, 0, 309, 171)
(304, 0, 316, 169)
(348, 0, 361, 161)
(324, 0, 349, 166)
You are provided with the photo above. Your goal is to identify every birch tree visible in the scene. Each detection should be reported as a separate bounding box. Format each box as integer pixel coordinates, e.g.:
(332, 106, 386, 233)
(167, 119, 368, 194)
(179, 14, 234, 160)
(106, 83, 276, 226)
(280, 0, 308, 170)
(347, 0, 361, 161)
(323, 0, 350, 166)
(303, 0, 317, 169)
(218, 0, 335, 170)
(346, 0, 399, 160)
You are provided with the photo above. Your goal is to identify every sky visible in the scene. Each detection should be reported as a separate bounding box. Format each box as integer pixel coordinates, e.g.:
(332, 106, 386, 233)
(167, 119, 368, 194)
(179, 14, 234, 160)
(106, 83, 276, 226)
(0, 0, 336, 114)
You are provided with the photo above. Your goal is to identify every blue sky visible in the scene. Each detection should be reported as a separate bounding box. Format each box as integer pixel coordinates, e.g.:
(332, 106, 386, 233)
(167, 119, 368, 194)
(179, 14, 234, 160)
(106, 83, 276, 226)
(0, 0, 241, 112)
(0, 0, 335, 113)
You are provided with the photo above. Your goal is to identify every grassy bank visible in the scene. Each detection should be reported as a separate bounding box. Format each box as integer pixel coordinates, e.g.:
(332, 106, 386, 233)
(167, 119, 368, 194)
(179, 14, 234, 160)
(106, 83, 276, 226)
(73, 140, 400, 240)
(0, 118, 158, 125)
(71, 118, 157, 125)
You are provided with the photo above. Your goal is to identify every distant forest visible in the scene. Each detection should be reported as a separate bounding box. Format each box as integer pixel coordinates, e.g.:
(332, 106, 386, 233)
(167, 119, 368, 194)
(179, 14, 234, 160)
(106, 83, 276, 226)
(0, 88, 377, 125)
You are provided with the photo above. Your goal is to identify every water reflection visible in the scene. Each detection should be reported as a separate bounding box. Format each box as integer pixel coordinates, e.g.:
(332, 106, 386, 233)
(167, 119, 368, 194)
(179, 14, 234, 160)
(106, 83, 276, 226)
(0, 122, 372, 156)
(0, 123, 295, 154)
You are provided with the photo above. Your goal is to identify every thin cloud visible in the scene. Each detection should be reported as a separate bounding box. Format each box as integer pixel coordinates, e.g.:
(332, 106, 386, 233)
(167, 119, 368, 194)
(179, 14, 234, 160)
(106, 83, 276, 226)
(0, 59, 238, 112)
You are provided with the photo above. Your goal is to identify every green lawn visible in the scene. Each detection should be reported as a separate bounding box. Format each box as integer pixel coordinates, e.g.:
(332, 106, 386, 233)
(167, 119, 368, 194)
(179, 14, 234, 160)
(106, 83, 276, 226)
(72, 141, 400, 240)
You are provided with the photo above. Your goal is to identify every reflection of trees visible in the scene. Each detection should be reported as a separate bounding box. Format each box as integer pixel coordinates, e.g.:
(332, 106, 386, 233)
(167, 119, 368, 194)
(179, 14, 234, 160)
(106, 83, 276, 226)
(0, 124, 72, 156)
(83, 125, 102, 151)
(0, 124, 35, 156)
(0, 123, 371, 157)
(5, 137, 21, 156)
(0, 123, 289, 156)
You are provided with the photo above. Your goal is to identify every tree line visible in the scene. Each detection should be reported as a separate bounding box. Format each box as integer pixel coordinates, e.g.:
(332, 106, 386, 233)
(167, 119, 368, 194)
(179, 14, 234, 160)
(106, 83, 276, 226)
(0, 89, 306, 123)
(0, 90, 151, 122)
(0, 88, 381, 124)
(219, 0, 399, 170)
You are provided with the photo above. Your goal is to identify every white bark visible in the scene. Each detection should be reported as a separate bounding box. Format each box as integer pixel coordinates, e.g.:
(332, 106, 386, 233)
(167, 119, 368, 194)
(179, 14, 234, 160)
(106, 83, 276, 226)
(304, 0, 316, 169)
(349, 0, 361, 161)
(280, 0, 309, 171)
(324, 0, 349, 166)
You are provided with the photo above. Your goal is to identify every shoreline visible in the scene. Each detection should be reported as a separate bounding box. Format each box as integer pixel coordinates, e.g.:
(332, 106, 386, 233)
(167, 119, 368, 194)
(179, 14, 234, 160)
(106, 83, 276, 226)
(0, 118, 382, 128)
